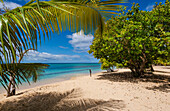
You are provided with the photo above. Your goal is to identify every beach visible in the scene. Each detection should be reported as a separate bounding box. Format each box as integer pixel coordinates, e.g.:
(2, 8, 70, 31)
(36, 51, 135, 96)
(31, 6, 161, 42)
(0, 63, 102, 94)
(0, 66, 170, 111)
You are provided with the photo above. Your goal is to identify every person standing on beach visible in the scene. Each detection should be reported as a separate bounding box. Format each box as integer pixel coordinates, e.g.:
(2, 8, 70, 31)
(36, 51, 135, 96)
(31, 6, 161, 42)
(89, 69, 92, 77)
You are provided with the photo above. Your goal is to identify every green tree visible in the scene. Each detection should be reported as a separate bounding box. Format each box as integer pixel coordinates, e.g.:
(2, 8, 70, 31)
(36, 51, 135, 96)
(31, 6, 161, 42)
(89, 1, 170, 77)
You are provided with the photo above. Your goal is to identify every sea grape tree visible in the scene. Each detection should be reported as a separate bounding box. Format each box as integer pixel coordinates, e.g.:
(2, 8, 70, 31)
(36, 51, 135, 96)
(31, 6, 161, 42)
(89, 1, 170, 77)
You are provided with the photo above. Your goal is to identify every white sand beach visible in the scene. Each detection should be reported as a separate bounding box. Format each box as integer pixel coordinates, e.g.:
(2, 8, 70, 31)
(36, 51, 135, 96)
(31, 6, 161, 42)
(0, 66, 170, 111)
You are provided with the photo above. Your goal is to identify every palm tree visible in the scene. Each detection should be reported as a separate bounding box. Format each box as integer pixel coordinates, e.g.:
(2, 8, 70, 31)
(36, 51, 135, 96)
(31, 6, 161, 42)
(5, 48, 49, 97)
(1, 48, 49, 97)
(0, 0, 126, 95)
(0, 1, 49, 97)
(1, 62, 49, 97)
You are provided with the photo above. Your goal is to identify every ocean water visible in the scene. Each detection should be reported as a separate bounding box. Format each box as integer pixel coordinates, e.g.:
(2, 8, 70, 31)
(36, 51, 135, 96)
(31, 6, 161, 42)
(38, 63, 102, 80)
(0, 63, 102, 93)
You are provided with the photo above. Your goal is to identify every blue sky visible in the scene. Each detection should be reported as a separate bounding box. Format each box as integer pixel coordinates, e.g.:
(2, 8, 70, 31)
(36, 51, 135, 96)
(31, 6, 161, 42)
(1, 0, 166, 63)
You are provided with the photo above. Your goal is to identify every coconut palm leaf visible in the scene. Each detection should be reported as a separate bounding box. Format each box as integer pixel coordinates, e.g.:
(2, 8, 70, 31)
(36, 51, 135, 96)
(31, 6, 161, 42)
(0, 0, 126, 65)
(0, 63, 49, 90)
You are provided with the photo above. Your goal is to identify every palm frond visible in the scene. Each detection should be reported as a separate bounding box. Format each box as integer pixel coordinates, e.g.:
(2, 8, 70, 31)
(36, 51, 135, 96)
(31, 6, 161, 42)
(0, 63, 49, 90)
(0, 0, 126, 65)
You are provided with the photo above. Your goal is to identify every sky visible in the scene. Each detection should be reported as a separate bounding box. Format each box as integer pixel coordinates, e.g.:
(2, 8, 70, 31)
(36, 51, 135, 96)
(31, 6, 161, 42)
(0, 0, 166, 63)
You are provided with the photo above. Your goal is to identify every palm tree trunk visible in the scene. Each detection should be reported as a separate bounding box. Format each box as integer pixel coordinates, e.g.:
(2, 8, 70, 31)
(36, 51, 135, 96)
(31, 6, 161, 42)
(7, 76, 12, 97)
(6, 76, 16, 97)
(11, 77, 16, 95)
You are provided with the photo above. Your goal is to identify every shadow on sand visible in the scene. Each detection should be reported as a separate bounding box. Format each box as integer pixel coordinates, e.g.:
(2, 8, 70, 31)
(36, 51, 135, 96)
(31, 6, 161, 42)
(0, 89, 125, 111)
(97, 71, 170, 93)
(146, 83, 170, 93)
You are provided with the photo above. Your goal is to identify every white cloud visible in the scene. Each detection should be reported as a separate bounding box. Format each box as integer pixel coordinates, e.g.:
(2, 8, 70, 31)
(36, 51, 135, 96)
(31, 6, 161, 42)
(59, 46, 68, 49)
(0, 2, 21, 10)
(146, 4, 154, 11)
(67, 30, 94, 52)
(23, 50, 80, 62)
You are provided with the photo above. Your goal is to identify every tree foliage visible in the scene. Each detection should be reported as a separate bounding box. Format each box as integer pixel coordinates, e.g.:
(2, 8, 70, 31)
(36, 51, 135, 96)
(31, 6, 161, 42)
(89, 0, 170, 77)
(0, 63, 48, 92)
(0, 49, 49, 97)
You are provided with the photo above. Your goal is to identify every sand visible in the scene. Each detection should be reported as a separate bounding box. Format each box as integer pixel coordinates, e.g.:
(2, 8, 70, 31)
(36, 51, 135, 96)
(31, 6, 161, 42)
(0, 66, 169, 111)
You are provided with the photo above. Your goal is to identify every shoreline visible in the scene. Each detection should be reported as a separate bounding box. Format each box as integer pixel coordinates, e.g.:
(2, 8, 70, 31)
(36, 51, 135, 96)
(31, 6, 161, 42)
(0, 66, 169, 111)
(0, 71, 107, 101)
(0, 70, 103, 95)
(0, 72, 104, 102)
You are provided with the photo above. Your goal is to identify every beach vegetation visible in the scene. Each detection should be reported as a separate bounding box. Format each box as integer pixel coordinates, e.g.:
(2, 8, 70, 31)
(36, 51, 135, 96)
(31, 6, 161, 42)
(1, 48, 48, 97)
(89, 0, 170, 77)
(1, 63, 48, 97)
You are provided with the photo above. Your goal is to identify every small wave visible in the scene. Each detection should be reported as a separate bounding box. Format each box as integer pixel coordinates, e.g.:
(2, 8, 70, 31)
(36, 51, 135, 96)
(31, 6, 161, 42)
(47, 65, 100, 69)
(40, 68, 99, 76)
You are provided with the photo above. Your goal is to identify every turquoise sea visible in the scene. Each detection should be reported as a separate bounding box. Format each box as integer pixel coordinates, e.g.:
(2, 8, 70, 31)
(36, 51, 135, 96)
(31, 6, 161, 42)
(0, 63, 102, 93)
(38, 63, 102, 80)
(38, 63, 101, 80)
